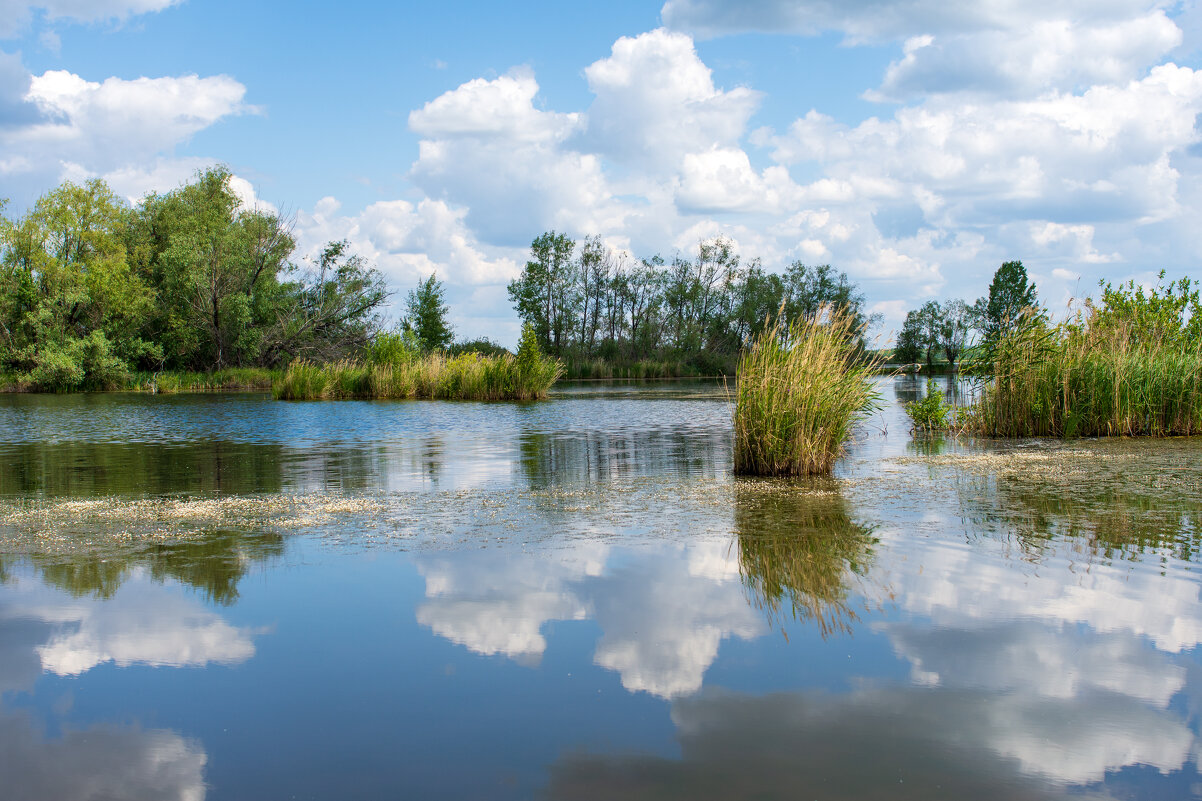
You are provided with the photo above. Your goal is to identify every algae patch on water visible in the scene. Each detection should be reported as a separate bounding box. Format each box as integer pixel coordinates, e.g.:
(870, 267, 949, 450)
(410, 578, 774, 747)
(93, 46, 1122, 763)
(879, 439, 1202, 561)
(0, 494, 389, 554)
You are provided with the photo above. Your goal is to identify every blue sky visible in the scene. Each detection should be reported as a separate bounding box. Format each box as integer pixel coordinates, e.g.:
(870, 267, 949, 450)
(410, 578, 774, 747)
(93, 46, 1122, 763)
(2, 0, 1201, 344)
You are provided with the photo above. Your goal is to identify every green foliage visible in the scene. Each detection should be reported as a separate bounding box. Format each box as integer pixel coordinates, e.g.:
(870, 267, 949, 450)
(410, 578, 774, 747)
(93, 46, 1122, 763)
(893, 312, 924, 365)
(507, 231, 576, 354)
(938, 299, 973, 367)
(404, 272, 454, 352)
(905, 379, 952, 430)
(273, 348, 562, 402)
(1, 170, 390, 391)
(893, 299, 973, 369)
(964, 298, 1202, 437)
(448, 337, 510, 358)
(734, 310, 882, 476)
(506, 231, 878, 370)
(368, 328, 421, 366)
(979, 260, 1039, 350)
(1086, 270, 1201, 349)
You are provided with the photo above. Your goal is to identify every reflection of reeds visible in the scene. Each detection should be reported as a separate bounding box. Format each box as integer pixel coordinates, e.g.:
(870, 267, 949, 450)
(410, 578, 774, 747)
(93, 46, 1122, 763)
(734, 311, 880, 476)
(735, 480, 876, 637)
(273, 352, 561, 401)
(924, 443, 1202, 562)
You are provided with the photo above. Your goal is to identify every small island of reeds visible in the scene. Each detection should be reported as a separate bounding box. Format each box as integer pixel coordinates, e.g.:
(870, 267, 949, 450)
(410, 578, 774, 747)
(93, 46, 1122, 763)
(273, 325, 561, 401)
(734, 310, 881, 476)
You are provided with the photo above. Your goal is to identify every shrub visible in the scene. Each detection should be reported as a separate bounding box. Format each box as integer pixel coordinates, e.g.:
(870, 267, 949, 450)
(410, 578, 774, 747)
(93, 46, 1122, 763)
(905, 379, 952, 431)
(26, 347, 85, 392)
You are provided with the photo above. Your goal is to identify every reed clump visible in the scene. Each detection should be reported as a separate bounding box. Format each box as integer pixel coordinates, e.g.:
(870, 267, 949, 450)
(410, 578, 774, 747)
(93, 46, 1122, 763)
(273, 349, 561, 401)
(962, 311, 1202, 437)
(734, 310, 881, 476)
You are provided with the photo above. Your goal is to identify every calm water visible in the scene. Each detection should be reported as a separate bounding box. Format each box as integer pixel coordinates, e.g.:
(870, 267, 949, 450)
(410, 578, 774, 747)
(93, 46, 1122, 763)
(1, 378, 1201, 800)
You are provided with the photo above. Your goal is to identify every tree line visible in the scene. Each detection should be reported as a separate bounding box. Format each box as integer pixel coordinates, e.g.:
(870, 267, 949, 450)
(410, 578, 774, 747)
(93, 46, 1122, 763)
(894, 259, 1039, 368)
(507, 231, 878, 372)
(0, 168, 390, 389)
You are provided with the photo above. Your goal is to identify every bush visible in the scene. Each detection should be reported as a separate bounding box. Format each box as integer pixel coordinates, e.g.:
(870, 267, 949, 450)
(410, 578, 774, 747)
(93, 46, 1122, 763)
(368, 329, 420, 366)
(448, 338, 510, 358)
(26, 347, 85, 391)
(22, 331, 129, 392)
(905, 379, 952, 430)
(734, 310, 881, 476)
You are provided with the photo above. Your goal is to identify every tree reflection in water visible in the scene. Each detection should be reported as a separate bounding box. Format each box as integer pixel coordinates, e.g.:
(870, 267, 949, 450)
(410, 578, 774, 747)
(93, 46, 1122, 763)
(734, 479, 877, 638)
(27, 528, 286, 605)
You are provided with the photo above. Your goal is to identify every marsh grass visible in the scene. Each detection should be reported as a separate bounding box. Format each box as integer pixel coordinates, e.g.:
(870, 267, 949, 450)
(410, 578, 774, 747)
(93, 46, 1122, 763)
(130, 368, 277, 393)
(962, 313, 1202, 437)
(734, 310, 882, 476)
(273, 351, 562, 401)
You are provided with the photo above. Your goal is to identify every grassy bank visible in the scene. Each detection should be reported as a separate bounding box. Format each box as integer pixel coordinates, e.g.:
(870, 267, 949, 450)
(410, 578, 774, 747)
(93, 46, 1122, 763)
(960, 316, 1202, 437)
(273, 351, 562, 401)
(128, 368, 277, 393)
(734, 312, 881, 476)
(560, 356, 735, 380)
(1, 368, 277, 394)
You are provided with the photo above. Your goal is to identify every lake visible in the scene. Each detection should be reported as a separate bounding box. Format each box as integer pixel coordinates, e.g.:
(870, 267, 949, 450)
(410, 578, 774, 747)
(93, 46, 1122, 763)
(1, 377, 1200, 800)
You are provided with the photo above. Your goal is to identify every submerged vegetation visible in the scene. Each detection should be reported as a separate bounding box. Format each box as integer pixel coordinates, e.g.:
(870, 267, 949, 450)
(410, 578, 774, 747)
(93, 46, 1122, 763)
(273, 323, 561, 400)
(734, 310, 881, 476)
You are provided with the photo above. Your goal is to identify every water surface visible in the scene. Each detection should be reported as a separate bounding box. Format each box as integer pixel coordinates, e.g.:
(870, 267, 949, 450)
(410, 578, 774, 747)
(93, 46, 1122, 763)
(1, 378, 1200, 800)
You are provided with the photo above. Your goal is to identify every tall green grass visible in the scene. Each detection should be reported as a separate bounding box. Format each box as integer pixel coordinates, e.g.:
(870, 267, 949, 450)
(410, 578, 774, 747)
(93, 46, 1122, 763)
(962, 313, 1202, 437)
(129, 368, 277, 394)
(273, 351, 562, 401)
(734, 311, 881, 476)
(961, 312, 1202, 437)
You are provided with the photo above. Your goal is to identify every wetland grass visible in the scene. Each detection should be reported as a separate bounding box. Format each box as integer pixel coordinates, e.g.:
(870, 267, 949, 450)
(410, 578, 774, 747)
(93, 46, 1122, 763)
(273, 350, 562, 401)
(963, 315, 1202, 437)
(734, 311, 881, 476)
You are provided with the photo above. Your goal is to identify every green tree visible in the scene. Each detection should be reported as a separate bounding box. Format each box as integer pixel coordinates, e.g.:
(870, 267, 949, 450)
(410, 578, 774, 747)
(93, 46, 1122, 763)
(507, 232, 575, 354)
(264, 239, 389, 365)
(403, 272, 453, 352)
(938, 299, 973, 368)
(130, 165, 295, 369)
(894, 311, 924, 365)
(979, 260, 1039, 347)
(0, 179, 152, 387)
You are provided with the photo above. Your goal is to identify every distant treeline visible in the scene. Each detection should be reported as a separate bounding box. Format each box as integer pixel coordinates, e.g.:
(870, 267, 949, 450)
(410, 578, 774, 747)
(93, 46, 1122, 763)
(0, 168, 389, 390)
(508, 232, 877, 375)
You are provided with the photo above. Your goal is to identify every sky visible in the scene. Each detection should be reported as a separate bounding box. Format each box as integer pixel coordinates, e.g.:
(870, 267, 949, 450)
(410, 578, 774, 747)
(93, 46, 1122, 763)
(2, 0, 1201, 345)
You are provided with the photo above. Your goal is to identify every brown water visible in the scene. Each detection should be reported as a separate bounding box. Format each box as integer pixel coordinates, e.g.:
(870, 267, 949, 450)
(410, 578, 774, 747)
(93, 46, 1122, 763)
(0, 377, 1199, 800)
